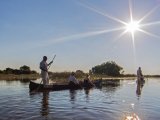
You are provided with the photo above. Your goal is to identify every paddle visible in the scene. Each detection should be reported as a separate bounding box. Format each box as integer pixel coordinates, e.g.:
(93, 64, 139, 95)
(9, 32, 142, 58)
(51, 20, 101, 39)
(48, 55, 56, 70)
(30, 55, 56, 93)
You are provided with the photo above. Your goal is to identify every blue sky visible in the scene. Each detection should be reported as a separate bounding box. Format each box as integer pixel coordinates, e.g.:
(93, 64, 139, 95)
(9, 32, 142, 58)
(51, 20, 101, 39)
(0, 0, 160, 74)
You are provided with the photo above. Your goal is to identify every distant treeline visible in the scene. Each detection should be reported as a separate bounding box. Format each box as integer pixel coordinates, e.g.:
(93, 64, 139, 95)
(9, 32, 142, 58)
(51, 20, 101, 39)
(49, 70, 86, 80)
(1, 62, 159, 79)
(0, 65, 38, 74)
(48, 61, 125, 80)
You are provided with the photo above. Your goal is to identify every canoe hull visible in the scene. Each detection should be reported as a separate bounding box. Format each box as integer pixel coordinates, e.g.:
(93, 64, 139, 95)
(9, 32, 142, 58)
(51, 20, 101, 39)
(29, 81, 82, 92)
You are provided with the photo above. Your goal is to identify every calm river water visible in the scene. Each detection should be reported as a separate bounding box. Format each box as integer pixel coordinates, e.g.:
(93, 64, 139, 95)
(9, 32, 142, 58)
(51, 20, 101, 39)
(0, 78, 160, 120)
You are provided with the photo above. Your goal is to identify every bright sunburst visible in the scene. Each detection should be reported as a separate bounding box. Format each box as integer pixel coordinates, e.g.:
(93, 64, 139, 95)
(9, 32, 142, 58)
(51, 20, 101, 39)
(65, 0, 159, 69)
(125, 20, 140, 34)
(46, 0, 160, 48)
(76, 0, 160, 44)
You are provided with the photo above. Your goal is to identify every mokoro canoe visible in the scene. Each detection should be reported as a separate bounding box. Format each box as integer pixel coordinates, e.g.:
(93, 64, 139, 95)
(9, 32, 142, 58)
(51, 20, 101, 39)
(29, 80, 100, 92)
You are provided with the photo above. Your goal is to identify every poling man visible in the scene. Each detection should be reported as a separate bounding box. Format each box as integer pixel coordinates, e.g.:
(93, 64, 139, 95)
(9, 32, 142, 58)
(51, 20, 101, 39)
(40, 56, 53, 85)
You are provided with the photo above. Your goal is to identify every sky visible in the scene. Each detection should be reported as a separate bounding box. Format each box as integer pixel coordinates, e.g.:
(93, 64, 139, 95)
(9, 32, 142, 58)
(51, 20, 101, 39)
(0, 0, 160, 74)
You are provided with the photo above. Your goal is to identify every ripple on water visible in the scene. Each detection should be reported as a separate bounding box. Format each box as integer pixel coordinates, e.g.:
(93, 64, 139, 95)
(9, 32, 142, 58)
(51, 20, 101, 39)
(0, 79, 160, 119)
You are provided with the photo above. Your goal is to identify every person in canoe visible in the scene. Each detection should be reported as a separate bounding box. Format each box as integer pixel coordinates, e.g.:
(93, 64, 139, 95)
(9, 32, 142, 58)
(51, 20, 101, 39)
(40, 56, 53, 85)
(137, 67, 144, 84)
(68, 72, 82, 88)
(83, 74, 94, 88)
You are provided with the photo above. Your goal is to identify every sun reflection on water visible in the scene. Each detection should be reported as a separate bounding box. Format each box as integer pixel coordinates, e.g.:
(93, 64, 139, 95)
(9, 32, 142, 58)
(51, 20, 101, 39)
(124, 113, 140, 120)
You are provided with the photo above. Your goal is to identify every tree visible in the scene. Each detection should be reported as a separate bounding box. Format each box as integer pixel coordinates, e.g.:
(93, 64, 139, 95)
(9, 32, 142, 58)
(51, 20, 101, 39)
(13, 69, 21, 74)
(30, 70, 37, 74)
(4, 68, 14, 74)
(75, 70, 85, 78)
(91, 61, 123, 76)
(0, 66, 38, 75)
(20, 65, 31, 74)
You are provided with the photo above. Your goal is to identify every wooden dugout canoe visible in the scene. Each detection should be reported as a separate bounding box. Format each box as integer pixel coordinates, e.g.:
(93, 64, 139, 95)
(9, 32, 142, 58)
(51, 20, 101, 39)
(29, 80, 100, 92)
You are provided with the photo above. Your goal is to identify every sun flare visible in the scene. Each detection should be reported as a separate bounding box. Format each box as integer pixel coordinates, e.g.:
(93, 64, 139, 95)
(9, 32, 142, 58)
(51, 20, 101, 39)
(125, 21, 140, 34)
(48, 0, 160, 47)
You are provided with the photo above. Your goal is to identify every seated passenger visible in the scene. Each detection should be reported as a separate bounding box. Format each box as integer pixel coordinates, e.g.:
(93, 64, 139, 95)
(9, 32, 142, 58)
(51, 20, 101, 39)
(68, 72, 79, 86)
(83, 74, 94, 88)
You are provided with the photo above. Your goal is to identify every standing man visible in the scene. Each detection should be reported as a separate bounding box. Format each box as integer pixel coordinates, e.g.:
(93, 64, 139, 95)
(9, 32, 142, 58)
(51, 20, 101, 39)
(40, 56, 53, 85)
(137, 67, 143, 83)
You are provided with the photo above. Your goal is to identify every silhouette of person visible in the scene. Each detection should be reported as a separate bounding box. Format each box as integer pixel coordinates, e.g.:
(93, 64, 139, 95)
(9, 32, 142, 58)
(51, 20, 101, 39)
(83, 74, 94, 88)
(40, 56, 53, 85)
(68, 72, 82, 89)
(137, 67, 144, 84)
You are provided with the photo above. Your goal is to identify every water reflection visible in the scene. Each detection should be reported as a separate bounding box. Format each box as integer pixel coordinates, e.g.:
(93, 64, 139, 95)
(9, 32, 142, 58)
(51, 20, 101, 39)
(5, 80, 15, 85)
(84, 88, 92, 102)
(4, 79, 31, 86)
(124, 113, 140, 120)
(69, 90, 77, 103)
(84, 89, 90, 96)
(100, 79, 121, 93)
(136, 80, 145, 97)
(20, 79, 31, 86)
(101, 85, 121, 94)
(1, 79, 160, 120)
(41, 91, 49, 116)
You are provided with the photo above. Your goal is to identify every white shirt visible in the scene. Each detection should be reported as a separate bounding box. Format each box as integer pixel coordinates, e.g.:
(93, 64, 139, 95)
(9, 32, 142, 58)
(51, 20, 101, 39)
(68, 75, 79, 84)
(40, 60, 48, 72)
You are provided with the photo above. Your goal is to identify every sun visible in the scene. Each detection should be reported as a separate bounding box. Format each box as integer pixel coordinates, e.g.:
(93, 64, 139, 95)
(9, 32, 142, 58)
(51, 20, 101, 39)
(125, 20, 140, 34)
(50, 1, 160, 47)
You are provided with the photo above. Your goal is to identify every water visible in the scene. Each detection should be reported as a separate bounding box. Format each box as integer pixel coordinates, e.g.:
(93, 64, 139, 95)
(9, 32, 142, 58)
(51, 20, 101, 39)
(0, 78, 160, 120)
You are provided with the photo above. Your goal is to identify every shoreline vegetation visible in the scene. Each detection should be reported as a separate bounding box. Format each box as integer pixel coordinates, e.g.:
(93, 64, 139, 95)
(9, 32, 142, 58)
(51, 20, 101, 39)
(0, 73, 160, 81)
(0, 73, 40, 80)
(1, 62, 160, 82)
